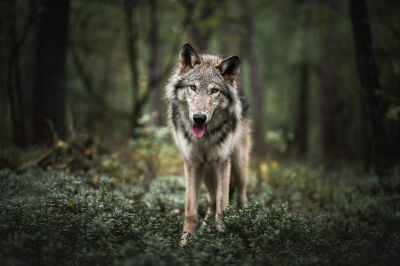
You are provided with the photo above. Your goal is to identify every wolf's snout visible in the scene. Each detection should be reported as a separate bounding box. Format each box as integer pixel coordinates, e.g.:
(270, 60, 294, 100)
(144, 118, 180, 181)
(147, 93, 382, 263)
(193, 114, 207, 125)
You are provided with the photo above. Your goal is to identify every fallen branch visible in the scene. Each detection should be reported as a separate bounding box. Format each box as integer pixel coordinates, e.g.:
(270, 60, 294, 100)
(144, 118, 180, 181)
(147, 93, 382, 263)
(18, 148, 54, 171)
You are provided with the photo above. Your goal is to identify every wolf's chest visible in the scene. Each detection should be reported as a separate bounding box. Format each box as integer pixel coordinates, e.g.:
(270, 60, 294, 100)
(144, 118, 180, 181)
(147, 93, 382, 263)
(175, 130, 234, 163)
(191, 145, 227, 163)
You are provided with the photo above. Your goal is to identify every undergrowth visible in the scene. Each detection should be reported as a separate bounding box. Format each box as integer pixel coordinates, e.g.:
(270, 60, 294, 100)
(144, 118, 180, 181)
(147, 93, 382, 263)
(1, 162, 399, 265)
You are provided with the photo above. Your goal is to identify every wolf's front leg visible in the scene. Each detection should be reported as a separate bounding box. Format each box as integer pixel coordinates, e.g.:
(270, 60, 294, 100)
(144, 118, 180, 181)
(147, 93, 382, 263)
(181, 161, 202, 246)
(232, 150, 249, 208)
(215, 158, 231, 231)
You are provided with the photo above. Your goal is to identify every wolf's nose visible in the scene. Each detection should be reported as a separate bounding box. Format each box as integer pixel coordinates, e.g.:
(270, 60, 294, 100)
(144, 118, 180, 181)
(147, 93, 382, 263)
(193, 114, 207, 125)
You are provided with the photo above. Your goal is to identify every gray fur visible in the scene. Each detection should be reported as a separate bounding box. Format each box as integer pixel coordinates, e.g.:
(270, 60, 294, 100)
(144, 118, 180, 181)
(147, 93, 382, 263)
(165, 43, 251, 245)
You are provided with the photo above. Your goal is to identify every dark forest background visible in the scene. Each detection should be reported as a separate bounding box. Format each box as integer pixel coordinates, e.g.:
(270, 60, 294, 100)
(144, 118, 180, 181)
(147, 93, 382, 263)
(1, 0, 400, 174)
(1, 1, 400, 264)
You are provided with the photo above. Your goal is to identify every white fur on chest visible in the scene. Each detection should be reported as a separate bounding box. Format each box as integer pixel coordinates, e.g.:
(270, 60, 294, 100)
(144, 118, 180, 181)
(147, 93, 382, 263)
(174, 124, 241, 164)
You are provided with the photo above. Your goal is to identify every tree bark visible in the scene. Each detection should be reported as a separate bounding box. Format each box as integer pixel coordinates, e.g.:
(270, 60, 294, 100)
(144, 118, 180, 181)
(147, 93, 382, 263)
(33, 0, 69, 145)
(349, 0, 390, 174)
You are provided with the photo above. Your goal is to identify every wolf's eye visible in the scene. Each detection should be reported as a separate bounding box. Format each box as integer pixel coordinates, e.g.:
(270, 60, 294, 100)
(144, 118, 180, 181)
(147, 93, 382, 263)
(189, 85, 196, 91)
(211, 88, 220, 94)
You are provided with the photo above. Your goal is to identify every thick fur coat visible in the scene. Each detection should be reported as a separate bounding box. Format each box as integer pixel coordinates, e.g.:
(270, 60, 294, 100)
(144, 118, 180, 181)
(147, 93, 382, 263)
(165, 43, 250, 245)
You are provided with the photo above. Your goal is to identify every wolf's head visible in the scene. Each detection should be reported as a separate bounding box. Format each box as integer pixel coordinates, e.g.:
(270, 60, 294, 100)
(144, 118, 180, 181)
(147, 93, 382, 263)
(168, 43, 241, 139)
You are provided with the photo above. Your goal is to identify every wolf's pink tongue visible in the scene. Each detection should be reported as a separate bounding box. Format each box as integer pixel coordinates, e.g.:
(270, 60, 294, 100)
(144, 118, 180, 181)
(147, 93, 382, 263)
(192, 124, 206, 138)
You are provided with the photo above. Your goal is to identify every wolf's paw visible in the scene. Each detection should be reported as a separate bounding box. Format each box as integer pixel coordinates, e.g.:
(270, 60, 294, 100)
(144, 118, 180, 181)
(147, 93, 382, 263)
(215, 215, 225, 232)
(216, 224, 224, 232)
(180, 238, 187, 246)
(180, 232, 190, 246)
(216, 220, 225, 232)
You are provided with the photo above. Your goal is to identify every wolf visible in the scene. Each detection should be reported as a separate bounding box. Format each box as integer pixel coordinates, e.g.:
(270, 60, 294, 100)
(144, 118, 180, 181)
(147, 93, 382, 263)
(166, 43, 251, 245)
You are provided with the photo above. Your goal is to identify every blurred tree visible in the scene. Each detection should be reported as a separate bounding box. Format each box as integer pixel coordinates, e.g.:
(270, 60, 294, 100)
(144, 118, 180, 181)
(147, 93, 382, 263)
(123, 0, 141, 131)
(372, 1, 400, 167)
(148, 0, 162, 126)
(349, 0, 390, 174)
(33, 0, 70, 145)
(5, 0, 25, 146)
(179, 0, 216, 51)
(124, 0, 151, 133)
(320, 0, 340, 165)
(294, 61, 309, 158)
(20, 0, 40, 147)
(68, 0, 132, 140)
(239, 0, 265, 155)
(293, 1, 312, 158)
(3, 0, 39, 147)
(124, 0, 159, 132)
(69, 43, 131, 120)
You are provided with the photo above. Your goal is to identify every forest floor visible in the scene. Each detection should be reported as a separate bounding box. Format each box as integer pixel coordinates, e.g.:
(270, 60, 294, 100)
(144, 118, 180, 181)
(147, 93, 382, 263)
(0, 136, 400, 265)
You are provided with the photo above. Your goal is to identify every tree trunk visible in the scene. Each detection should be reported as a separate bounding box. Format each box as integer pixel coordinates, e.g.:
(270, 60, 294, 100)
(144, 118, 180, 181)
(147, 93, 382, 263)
(248, 17, 265, 155)
(293, 3, 312, 158)
(124, 0, 153, 131)
(20, 0, 40, 147)
(0, 6, 8, 132)
(6, 10, 23, 146)
(123, 0, 140, 130)
(188, 0, 214, 51)
(349, 0, 390, 174)
(180, 0, 215, 51)
(3, 0, 38, 147)
(294, 61, 309, 157)
(320, 0, 339, 165)
(148, 0, 162, 126)
(239, 0, 265, 155)
(33, 0, 69, 145)
(320, 55, 337, 163)
(237, 3, 247, 91)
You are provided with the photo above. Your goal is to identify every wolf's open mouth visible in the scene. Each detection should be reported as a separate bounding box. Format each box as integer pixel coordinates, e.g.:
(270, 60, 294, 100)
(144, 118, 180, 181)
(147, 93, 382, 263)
(192, 124, 206, 138)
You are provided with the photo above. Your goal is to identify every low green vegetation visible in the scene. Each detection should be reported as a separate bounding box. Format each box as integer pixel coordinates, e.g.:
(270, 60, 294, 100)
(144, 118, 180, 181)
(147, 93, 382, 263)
(1, 146, 399, 265)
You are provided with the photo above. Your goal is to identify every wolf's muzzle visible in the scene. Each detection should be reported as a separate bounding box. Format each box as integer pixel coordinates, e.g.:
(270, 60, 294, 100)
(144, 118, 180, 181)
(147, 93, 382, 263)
(193, 114, 207, 125)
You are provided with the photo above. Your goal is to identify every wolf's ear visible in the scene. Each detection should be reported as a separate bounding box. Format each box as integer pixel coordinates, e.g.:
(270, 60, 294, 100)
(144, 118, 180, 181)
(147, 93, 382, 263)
(179, 43, 201, 72)
(216, 56, 241, 82)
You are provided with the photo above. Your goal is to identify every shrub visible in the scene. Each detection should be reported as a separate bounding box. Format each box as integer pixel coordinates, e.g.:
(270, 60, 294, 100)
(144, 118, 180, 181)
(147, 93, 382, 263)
(0, 161, 399, 265)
